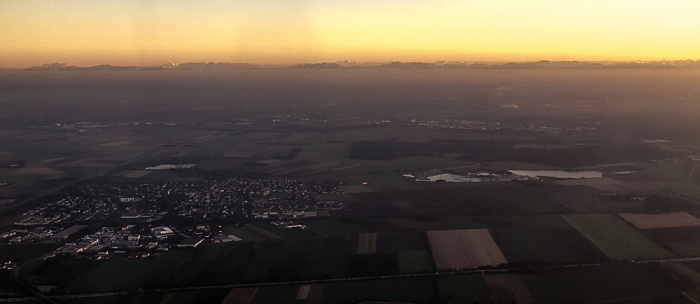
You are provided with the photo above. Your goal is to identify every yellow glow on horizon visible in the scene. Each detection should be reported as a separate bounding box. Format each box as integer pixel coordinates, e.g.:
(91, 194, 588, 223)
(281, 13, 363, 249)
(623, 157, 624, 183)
(1, 0, 699, 67)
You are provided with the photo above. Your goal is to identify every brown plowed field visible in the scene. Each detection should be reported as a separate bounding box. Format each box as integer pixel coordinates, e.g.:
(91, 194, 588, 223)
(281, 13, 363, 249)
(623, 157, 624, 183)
(427, 229, 507, 270)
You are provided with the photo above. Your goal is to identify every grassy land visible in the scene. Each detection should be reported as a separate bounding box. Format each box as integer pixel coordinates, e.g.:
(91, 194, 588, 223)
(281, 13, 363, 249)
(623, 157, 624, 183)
(436, 274, 492, 304)
(490, 228, 610, 264)
(251, 240, 282, 262)
(304, 220, 367, 236)
(398, 250, 435, 274)
(64, 250, 194, 293)
(522, 264, 678, 304)
(340, 184, 374, 194)
(178, 242, 256, 286)
(253, 222, 319, 239)
(150, 291, 201, 304)
(470, 214, 573, 229)
(222, 225, 270, 242)
(685, 288, 700, 303)
(56, 295, 127, 304)
(641, 227, 700, 257)
(320, 277, 437, 304)
(251, 285, 304, 304)
(562, 214, 674, 260)
(309, 236, 358, 257)
(300, 255, 349, 280)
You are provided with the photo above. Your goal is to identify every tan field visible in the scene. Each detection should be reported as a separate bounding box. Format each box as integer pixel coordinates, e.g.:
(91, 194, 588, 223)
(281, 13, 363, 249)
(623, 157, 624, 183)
(619, 212, 700, 229)
(483, 274, 535, 304)
(221, 288, 258, 304)
(357, 233, 377, 254)
(427, 229, 507, 270)
(297, 285, 311, 300)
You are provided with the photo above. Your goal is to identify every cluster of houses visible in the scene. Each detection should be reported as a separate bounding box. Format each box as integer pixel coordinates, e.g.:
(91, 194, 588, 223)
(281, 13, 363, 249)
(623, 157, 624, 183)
(15, 196, 109, 226)
(408, 118, 597, 134)
(12, 178, 341, 229)
(2, 177, 344, 260)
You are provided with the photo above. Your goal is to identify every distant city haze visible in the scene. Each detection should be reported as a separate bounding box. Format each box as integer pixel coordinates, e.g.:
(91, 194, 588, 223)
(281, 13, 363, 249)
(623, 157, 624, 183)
(1, 0, 700, 68)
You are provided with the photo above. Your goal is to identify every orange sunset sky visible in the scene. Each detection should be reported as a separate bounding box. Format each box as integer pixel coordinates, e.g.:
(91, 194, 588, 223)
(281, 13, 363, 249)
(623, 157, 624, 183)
(1, 0, 699, 68)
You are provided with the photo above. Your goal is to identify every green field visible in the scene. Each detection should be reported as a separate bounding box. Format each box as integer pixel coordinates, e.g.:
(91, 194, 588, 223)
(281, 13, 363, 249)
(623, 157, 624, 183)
(490, 228, 610, 264)
(398, 250, 435, 274)
(309, 236, 358, 257)
(254, 222, 319, 239)
(522, 264, 678, 303)
(223, 225, 270, 242)
(304, 220, 367, 236)
(179, 242, 256, 286)
(470, 215, 573, 229)
(300, 255, 349, 279)
(320, 277, 437, 304)
(65, 250, 194, 293)
(56, 295, 127, 304)
(340, 184, 374, 194)
(252, 240, 283, 262)
(436, 274, 492, 304)
(562, 214, 674, 260)
(685, 288, 700, 303)
(251, 285, 304, 304)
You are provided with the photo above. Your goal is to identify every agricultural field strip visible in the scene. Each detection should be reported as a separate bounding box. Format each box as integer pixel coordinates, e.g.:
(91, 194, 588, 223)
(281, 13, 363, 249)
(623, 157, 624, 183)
(22, 256, 700, 302)
(482, 274, 535, 304)
(619, 212, 700, 229)
(296, 285, 311, 300)
(221, 287, 258, 304)
(427, 229, 507, 270)
(357, 233, 377, 254)
(245, 224, 282, 240)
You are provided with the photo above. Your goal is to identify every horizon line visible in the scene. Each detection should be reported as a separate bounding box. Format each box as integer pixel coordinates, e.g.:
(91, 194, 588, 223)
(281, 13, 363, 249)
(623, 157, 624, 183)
(4, 58, 700, 70)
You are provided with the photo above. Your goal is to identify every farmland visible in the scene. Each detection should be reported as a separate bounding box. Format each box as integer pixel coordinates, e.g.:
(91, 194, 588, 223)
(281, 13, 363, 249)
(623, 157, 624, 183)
(427, 229, 507, 270)
(522, 264, 680, 303)
(483, 274, 535, 304)
(320, 277, 437, 304)
(489, 227, 609, 264)
(562, 214, 674, 260)
(620, 212, 700, 229)
(436, 275, 492, 304)
(355, 233, 377, 254)
(3, 69, 700, 303)
(64, 250, 195, 293)
(398, 250, 435, 274)
(642, 227, 700, 257)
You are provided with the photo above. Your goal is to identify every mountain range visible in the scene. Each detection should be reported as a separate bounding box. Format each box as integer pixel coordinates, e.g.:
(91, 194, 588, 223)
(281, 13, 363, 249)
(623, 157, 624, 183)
(17, 60, 700, 71)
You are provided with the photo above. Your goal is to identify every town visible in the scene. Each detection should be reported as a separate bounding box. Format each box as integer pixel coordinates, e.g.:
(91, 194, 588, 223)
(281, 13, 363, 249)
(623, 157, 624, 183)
(2, 178, 342, 261)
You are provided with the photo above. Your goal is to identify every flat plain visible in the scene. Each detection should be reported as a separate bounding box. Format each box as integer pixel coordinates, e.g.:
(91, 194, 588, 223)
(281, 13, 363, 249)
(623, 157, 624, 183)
(3, 69, 700, 303)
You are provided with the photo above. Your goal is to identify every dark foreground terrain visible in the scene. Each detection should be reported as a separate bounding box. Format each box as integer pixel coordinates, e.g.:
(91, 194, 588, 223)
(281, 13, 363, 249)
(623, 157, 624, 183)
(1, 68, 700, 303)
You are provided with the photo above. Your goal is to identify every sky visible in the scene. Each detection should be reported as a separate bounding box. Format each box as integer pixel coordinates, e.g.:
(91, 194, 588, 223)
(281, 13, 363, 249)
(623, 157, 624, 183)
(1, 0, 699, 68)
